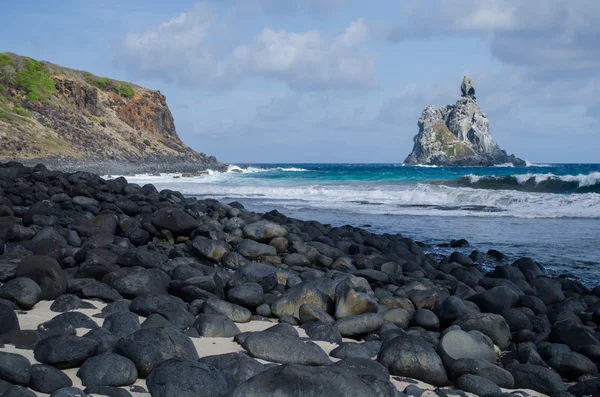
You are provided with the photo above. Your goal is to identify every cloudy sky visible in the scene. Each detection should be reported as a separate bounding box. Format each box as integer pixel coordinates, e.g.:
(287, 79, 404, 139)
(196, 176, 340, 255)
(1, 0, 599, 163)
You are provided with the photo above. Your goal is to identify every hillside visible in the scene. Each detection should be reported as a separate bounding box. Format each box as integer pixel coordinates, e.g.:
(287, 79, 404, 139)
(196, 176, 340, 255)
(0, 52, 225, 172)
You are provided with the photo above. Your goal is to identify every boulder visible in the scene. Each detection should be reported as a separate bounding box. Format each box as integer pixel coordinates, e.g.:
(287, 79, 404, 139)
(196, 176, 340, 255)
(34, 335, 98, 369)
(102, 312, 141, 339)
(241, 331, 331, 365)
(116, 327, 199, 377)
(129, 294, 194, 329)
(15, 255, 67, 300)
(237, 239, 277, 259)
(510, 364, 567, 395)
(335, 313, 383, 338)
(203, 298, 252, 323)
(468, 286, 519, 314)
(548, 352, 598, 379)
(50, 295, 96, 312)
(106, 267, 170, 298)
(30, 364, 73, 393)
(377, 334, 448, 386)
(199, 352, 267, 393)
(439, 329, 497, 368)
(453, 313, 511, 349)
(271, 279, 336, 318)
(227, 282, 264, 309)
(229, 363, 377, 397)
(0, 351, 31, 386)
(194, 314, 240, 337)
(334, 277, 378, 319)
(456, 374, 502, 397)
(0, 301, 20, 335)
(243, 220, 287, 242)
(146, 358, 228, 397)
(0, 277, 41, 310)
(550, 321, 599, 352)
(451, 358, 514, 388)
(191, 237, 230, 262)
(77, 353, 137, 387)
(151, 208, 198, 235)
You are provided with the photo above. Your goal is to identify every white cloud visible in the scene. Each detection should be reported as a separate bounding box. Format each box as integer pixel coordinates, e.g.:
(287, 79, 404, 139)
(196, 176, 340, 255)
(120, 3, 375, 90)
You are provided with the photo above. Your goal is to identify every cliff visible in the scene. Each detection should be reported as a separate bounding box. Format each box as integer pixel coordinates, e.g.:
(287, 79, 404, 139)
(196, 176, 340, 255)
(404, 76, 524, 167)
(0, 52, 225, 173)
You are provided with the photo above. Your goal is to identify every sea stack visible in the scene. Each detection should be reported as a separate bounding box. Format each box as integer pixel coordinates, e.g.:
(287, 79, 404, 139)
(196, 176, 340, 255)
(404, 76, 525, 166)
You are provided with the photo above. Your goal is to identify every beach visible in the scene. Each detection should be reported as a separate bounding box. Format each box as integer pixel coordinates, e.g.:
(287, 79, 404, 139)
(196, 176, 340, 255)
(0, 161, 598, 396)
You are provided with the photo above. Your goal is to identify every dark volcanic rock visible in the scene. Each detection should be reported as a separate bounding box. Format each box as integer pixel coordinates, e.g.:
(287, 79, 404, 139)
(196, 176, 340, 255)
(151, 208, 199, 235)
(229, 363, 377, 397)
(129, 294, 194, 329)
(193, 314, 240, 337)
(116, 327, 199, 377)
(51, 294, 96, 312)
(377, 334, 448, 386)
(456, 374, 502, 397)
(30, 364, 73, 393)
(146, 358, 227, 397)
(199, 352, 267, 393)
(439, 329, 497, 368)
(451, 358, 513, 388)
(453, 313, 511, 350)
(0, 351, 31, 386)
(0, 301, 20, 335)
(241, 331, 331, 365)
(102, 312, 141, 339)
(509, 363, 567, 395)
(34, 335, 98, 369)
(77, 353, 138, 387)
(15, 255, 67, 300)
(0, 277, 42, 310)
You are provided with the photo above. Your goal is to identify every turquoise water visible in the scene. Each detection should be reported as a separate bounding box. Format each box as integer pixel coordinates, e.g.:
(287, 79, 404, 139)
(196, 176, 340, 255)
(122, 163, 600, 285)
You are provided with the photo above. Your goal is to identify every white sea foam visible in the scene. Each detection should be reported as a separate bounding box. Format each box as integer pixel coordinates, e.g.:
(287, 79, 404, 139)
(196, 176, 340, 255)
(494, 163, 515, 168)
(113, 173, 600, 219)
(275, 167, 310, 172)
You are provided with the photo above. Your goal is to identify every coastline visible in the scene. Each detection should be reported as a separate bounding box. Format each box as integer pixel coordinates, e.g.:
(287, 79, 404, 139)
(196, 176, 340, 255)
(0, 160, 598, 396)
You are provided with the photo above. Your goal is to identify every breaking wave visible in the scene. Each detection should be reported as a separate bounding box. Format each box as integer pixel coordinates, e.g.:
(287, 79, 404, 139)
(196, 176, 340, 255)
(444, 172, 600, 194)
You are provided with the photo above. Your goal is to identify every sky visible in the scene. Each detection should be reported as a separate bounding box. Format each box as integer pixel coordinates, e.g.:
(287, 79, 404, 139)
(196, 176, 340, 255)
(1, 0, 599, 163)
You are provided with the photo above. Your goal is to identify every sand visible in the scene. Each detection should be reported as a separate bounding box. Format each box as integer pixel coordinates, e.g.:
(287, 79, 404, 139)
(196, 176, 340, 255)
(0, 299, 548, 397)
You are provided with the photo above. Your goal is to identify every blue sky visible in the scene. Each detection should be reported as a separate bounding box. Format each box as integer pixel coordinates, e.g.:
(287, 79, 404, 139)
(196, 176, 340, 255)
(1, 0, 599, 163)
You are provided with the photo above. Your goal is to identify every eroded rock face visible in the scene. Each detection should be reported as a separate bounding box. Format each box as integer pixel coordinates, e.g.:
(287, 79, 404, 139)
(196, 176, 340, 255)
(404, 76, 524, 167)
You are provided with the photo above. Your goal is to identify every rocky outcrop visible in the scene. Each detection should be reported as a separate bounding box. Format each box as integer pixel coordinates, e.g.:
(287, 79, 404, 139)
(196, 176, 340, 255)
(0, 52, 225, 172)
(404, 76, 524, 167)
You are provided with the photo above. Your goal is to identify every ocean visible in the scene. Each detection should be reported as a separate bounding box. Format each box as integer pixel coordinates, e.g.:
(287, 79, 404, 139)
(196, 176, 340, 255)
(119, 163, 600, 286)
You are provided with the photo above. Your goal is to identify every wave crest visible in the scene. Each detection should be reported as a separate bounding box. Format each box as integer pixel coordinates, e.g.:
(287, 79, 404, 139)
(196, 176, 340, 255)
(447, 172, 600, 193)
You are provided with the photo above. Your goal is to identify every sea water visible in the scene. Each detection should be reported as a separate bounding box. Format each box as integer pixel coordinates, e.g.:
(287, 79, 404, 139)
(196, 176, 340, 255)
(120, 163, 600, 286)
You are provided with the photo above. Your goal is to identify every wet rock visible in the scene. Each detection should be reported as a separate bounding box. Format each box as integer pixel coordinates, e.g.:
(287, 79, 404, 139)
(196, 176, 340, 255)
(468, 286, 519, 314)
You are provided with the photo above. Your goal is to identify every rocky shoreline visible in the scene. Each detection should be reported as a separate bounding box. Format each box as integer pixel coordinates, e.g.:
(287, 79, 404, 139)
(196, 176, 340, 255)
(0, 161, 598, 397)
(13, 157, 228, 176)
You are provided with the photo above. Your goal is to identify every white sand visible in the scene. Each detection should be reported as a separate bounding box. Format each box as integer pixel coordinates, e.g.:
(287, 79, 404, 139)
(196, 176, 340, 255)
(1, 300, 549, 397)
